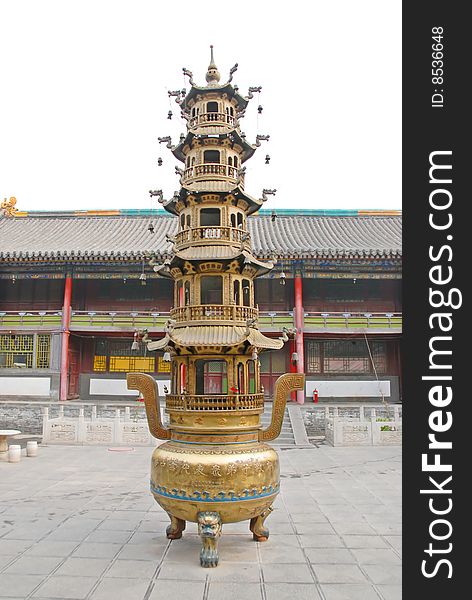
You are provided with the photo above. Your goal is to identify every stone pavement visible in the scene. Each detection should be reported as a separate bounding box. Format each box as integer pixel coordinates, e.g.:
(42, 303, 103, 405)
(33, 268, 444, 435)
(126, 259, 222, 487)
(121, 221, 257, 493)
(0, 444, 401, 600)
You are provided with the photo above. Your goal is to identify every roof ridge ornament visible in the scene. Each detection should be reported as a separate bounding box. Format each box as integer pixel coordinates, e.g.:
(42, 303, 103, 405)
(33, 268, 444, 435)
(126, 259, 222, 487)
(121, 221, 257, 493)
(182, 67, 194, 86)
(246, 86, 262, 100)
(1, 197, 18, 218)
(261, 189, 277, 202)
(255, 134, 270, 146)
(158, 136, 174, 150)
(205, 45, 221, 86)
(228, 63, 238, 81)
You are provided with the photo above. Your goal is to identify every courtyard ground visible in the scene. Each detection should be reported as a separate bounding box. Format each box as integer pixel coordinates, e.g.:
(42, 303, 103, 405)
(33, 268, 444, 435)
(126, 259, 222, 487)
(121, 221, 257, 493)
(0, 444, 401, 600)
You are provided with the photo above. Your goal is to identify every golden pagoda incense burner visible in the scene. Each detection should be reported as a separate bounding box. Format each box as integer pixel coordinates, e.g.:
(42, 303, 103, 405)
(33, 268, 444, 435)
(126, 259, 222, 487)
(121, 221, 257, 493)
(127, 48, 304, 567)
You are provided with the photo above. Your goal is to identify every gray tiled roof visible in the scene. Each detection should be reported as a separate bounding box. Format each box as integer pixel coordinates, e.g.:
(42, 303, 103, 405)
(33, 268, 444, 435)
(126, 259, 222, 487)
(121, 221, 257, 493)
(0, 214, 402, 262)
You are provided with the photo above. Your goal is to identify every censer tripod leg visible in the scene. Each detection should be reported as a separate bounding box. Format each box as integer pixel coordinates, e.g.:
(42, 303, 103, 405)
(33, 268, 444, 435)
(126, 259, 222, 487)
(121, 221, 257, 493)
(166, 513, 186, 540)
(250, 506, 274, 542)
(198, 511, 222, 568)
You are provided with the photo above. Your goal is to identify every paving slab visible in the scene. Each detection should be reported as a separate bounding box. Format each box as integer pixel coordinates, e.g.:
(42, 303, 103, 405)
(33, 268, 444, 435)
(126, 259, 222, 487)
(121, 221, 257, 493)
(0, 574, 44, 598)
(53, 557, 111, 577)
(32, 574, 98, 599)
(89, 577, 150, 600)
(148, 580, 206, 600)
(261, 562, 314, 583)
(378, 584, 402, 599)
(321, 583, 381, 600)
(265, 582, 323, 600)
(312, 563, 369, 584)
(2, 555, 63, 575)
(305, 547, 356, 565)
(0, 443, 401, 599)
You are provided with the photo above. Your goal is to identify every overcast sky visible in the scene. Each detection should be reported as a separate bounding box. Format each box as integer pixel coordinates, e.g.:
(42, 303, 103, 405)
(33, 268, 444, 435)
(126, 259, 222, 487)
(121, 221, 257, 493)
(0, 1, 401, 213)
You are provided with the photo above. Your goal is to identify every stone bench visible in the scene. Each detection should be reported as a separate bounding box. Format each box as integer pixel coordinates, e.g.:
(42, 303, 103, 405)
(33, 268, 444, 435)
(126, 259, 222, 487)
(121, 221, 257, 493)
(0, 429, 21, 460)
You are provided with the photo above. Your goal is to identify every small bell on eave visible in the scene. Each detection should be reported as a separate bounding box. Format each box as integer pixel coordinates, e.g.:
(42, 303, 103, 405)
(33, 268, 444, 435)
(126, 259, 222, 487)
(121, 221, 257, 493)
(265, 155, 270, 164)
(167, 110, 173, 120)
(158, 157, 163, 166)
(258, 105, 263, 114)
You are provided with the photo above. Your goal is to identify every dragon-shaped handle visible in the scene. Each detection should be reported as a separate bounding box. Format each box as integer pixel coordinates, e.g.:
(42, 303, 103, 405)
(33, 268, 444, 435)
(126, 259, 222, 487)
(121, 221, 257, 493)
(259, 373, 305, 442)
(126, 373, 170, 440)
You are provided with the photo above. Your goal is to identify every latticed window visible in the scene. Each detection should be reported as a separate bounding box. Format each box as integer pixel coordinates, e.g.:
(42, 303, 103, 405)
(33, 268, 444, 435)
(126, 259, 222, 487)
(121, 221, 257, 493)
(0, 334, 33, 368)
(371, 341, 387, 373)
(304, 339, 387, 374)
(0, 333, 50, 369)
(157, 357, 171, 373)
(323, 340, 387, 374)
(98, 339, 155, 373)
(109, 356, 155, 373)
(36, 335, 51, 369)
(305, 340, 321, 374)
(93, 355, 107, 372)
(93, 338, 167, 373)
(324, 340, 370, 373)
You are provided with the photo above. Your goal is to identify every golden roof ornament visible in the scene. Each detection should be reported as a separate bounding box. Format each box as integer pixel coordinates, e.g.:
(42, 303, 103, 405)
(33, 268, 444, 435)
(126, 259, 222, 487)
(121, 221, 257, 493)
(1, 197, 18, 218)
(205, 45, 221, 86)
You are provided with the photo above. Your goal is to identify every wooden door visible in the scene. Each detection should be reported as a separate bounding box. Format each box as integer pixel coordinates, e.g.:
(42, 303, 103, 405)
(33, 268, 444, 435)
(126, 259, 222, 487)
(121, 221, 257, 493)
(67, 338, 81, 399)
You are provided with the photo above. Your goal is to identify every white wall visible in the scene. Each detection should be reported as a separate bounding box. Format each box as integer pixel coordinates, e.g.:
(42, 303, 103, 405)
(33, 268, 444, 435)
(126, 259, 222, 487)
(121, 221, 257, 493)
(306, 380, 390, 398)
(89, 378, 171, 396)
(0, 377, 51, 396)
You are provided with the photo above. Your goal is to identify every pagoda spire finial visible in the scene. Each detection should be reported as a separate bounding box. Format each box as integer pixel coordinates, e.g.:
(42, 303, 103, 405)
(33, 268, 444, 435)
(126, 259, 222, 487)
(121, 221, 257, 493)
(206, 45, 221, 86)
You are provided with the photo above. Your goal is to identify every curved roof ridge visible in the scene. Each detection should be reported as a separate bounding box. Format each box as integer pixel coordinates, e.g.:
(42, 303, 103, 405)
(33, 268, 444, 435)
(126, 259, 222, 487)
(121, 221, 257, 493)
(0, 213, 402, 261)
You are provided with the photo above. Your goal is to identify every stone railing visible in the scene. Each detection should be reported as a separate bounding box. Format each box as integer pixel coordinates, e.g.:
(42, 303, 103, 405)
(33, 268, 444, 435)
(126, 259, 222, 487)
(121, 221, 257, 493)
(301, 405, 402, 446)
(170, 304, 258, 324)
(182, 163, 238, 184)
(189, 112, 236, 128)
(174, 226, 250, 249)
(325, 416, 402, 446)
(42, 405, 160, 446)
(165, 393, 265, 412)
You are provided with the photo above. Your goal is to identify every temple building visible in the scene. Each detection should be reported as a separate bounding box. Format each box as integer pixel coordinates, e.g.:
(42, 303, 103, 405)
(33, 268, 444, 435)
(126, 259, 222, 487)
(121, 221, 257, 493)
(0, 52, 402, 404)
(0, 208, 402, 403)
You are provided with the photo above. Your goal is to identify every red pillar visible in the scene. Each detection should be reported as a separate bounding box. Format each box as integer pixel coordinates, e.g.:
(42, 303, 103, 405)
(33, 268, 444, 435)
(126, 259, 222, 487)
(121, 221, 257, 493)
(59, 275, 73, 401)
(294, 274, 305, 404)
(289, 338, 297, 401)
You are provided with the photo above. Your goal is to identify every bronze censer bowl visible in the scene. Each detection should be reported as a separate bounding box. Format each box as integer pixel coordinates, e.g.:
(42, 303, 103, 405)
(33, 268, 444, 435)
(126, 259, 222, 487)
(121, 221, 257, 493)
(127, 372, 304, 567)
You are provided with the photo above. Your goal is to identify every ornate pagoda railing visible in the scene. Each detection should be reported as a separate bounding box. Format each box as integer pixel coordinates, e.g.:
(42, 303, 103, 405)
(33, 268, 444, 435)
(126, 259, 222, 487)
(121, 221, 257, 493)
(182, 163, 239, 184)
(175, 226, 251, 249)
(165, 393, 265, 412)
(189, 112, 236, 128)
(170, 304, 258, 324)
